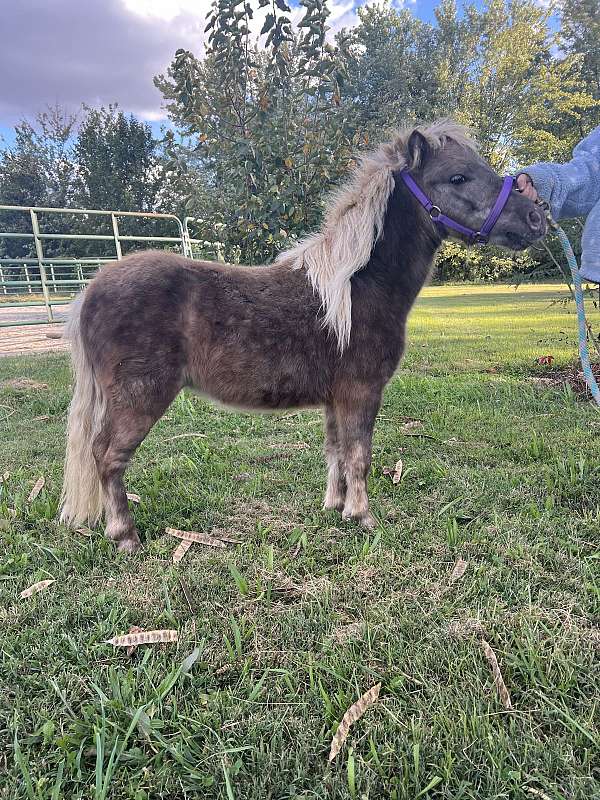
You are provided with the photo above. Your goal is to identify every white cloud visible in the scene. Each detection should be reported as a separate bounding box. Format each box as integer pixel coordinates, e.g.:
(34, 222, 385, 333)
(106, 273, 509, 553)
(122, 0, 210, 22)
(0, 0, 404, 126)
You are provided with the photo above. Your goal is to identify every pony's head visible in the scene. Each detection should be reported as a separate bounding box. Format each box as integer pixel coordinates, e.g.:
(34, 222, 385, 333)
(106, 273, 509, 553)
(403, 124, 545, 249)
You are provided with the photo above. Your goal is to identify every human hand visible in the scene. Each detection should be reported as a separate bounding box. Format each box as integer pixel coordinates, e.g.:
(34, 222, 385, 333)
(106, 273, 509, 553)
(516, 173, 538, 202)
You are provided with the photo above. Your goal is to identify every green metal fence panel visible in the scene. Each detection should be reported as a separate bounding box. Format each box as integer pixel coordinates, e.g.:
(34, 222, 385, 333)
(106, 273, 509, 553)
(0, 205, 195, 328)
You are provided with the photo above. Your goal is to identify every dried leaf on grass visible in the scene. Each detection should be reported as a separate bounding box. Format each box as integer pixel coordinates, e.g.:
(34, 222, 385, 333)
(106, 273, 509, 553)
(383, 459, 403, 484)
(125, 625, 144, 656)
(400, 420, 422, 431)
(27, 476, 45, 502)
(449, 558, 468, 583)
(2, 378, 48, 391)
(126, 492, 141, 504)
(76, 527, 92, 537)
(525, 789, 552, 800)
(328, 683, 381, 762)
(173, 538, 193, 563)
(447, 618, 486, 639)
(0, 471, 10, 483)
(166, 527, 226, 549)
(213, 533, 242, 545)
(107, 629, 178, 647)
(270, 577, 304, 601)
(331, 622, 366, 645)
(481, 639, 513, 710)
(163, 432, 207, 442)
(20, 579, 55, 599)
(178, 576, 195, 614)
(267, 441, 309, 451)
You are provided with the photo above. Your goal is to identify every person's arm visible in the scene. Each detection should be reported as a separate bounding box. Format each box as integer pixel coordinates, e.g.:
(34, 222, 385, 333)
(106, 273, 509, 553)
(517, 125, 600, 221)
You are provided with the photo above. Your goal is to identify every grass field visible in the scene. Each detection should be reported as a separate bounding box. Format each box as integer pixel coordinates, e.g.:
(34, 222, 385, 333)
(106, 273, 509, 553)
(1, 284, 599, 800)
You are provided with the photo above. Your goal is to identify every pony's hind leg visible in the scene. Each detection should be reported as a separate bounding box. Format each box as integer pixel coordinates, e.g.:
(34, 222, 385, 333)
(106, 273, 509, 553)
(323, 404, 345, 511)
(92, 404, 164, 553)
(334, 385, 381, 529)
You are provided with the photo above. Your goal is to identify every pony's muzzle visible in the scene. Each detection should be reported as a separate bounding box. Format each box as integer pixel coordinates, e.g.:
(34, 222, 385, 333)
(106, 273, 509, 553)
(527, 208, 545, 235)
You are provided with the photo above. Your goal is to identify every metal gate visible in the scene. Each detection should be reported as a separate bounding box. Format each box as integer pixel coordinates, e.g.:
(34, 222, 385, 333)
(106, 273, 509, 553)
(0, 205, 207, 327)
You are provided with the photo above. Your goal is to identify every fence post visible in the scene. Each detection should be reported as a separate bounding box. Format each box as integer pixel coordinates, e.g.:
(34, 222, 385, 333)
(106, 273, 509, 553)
(29, 209, 54, 322)
(180, 217, 192, 259)
(111, 213, 123, 260)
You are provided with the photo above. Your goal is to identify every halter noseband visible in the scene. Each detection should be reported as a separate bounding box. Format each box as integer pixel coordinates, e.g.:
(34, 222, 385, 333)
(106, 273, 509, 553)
(400, 170, 515, 246)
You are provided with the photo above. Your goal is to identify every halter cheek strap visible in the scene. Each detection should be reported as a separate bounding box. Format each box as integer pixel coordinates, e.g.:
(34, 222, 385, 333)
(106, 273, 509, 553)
(400, 170, 515, 246)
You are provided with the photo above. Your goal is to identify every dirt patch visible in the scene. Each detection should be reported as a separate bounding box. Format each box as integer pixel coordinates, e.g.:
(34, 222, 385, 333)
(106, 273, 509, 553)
(0, 325, 69, 357)
(530, 361, 600, 399)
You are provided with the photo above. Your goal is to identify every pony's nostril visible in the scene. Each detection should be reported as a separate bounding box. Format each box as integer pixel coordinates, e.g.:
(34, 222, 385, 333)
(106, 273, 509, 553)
(528, 209, 543, 231)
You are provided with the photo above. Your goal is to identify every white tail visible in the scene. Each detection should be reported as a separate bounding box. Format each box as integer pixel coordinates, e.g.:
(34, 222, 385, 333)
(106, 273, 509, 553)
(59, 295, 106, 526)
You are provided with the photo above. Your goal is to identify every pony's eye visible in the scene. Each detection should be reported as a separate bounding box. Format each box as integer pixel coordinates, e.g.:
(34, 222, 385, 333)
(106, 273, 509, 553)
(449, 174, 466, 185)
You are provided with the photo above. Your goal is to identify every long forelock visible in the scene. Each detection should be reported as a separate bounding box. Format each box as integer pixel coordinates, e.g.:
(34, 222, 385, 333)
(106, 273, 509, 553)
(277, 120, 476, 350)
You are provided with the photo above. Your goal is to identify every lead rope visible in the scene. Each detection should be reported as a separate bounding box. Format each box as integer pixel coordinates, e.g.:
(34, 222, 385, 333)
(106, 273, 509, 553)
(542, 206, 600, 407)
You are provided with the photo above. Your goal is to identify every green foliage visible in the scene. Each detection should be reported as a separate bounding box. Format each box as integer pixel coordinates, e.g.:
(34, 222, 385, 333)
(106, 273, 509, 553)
(561, 0, 600, 126)
(0, 107, 77, 260)
(73, 106, 162, 212)
(155, 0, 354, 263)
(342, 3, 439, 131)
(435, 241, 537, 282)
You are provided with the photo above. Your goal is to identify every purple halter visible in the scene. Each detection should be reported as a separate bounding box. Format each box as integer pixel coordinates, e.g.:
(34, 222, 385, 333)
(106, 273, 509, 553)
(400, 170, 515, 246)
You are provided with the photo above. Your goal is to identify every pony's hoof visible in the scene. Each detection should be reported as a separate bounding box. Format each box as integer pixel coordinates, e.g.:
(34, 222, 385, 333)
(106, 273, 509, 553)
(116, 533, 142, 554)
(342, 508, 377, 529)
(358, 511, 377, 530)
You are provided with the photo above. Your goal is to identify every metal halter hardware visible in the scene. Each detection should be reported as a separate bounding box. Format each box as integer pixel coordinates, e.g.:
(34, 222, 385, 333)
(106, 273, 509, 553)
(400, 170, 515, 246)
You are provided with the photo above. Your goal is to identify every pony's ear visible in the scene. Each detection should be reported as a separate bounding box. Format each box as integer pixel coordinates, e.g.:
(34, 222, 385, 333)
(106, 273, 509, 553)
(407, 130, 430, 169)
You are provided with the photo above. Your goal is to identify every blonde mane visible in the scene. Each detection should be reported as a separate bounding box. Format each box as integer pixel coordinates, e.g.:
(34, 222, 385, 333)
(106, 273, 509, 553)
(277, 120, 476, 350)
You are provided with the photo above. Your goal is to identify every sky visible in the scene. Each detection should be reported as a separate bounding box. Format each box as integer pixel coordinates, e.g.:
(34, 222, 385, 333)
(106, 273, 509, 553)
(0, 0, 448, 146)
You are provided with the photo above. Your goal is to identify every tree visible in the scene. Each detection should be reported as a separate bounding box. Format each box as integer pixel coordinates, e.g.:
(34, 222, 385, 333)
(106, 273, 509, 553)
(0, 105, 76, 209)
(0, 106, 76, 260)
(341, 3, 439, 136)
(561, 0, 600, 128)
(155, 0, 354, 263)
(73, 106, 162, 212)
(513, 53, 599, 163)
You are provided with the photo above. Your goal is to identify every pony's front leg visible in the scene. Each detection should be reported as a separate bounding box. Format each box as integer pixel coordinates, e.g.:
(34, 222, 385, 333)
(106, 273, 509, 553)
(334, 387, 381, 529)
(323, 404, 345, 511)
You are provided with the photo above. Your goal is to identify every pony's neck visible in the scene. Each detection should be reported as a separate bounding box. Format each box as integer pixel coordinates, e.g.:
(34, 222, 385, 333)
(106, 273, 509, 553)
(362, 181, 443, 304)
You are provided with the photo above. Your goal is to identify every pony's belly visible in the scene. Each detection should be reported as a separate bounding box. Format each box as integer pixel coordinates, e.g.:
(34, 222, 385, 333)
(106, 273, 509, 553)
(185, 343, 331, 412)
(188, 378, 324, 412)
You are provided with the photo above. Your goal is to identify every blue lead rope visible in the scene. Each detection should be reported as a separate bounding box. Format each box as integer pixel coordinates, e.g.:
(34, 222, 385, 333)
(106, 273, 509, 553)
(552, 222, 600, 407)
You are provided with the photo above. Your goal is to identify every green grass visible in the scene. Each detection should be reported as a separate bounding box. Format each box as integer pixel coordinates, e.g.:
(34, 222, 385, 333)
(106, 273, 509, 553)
(1, 283, 599, 799)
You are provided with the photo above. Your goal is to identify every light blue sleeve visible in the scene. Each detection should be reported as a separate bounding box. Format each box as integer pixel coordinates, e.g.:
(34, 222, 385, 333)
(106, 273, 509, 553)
(579, 200, 600, 282)
(521, 125, 600, 221)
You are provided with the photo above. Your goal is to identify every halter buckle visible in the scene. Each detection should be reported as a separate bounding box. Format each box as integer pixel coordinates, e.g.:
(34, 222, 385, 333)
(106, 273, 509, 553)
(473, 232, 489, 245)
(429, 206, 441, 220)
